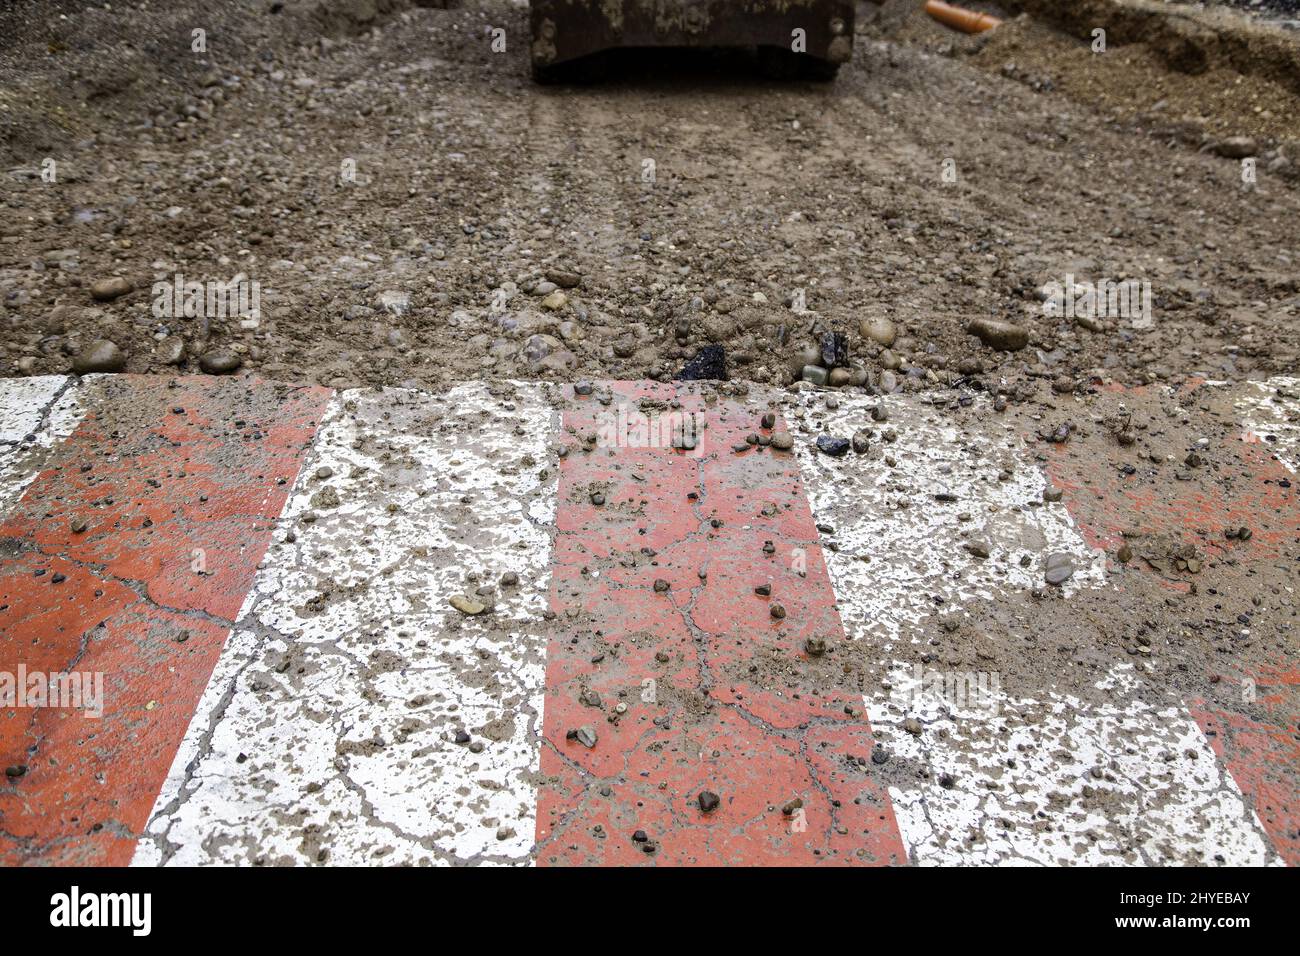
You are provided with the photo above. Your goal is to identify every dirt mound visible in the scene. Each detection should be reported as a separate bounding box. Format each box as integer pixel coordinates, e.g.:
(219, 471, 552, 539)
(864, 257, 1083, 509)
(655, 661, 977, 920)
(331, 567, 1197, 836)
(871, 0, 1300, 155)
(1005, 0, 1300, 95)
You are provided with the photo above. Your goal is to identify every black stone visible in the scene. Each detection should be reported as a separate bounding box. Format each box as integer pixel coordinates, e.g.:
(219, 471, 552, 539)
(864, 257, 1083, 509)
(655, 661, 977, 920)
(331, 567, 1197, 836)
(677, 345, 728, 381)
(820, 331, 848, 369)
(816, 435, 850, 457)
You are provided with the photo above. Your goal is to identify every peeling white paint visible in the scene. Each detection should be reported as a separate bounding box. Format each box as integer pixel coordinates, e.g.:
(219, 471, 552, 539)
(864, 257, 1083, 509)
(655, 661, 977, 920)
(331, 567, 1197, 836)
(0, 375, 84, 514)
(134, 382, 558, 866)
(1237, 375, 1300, 474)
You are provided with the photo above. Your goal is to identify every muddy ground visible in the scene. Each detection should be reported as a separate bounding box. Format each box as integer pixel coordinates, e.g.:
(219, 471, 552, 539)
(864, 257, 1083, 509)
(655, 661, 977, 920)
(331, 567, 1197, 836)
(1, 0, 1298, 397)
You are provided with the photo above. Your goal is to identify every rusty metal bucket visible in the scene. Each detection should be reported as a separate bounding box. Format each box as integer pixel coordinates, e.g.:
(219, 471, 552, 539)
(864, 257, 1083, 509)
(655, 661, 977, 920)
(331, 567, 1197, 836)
(529, 0, 855, 81)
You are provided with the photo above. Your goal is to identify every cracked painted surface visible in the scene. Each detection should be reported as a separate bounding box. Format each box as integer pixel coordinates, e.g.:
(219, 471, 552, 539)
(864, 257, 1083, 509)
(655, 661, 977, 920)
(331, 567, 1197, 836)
(0, 375, 329, 865)
(2, 375, 1294, 866)
(781, 387, 1106, 650)
(0, 375, 85, 513)
(134, 382, 559, 865)
(783, 386, 1276, 865)
(1042, 377, 1299, 865)
(868, 664, 1277, 866)
(535, 381, 906, 865)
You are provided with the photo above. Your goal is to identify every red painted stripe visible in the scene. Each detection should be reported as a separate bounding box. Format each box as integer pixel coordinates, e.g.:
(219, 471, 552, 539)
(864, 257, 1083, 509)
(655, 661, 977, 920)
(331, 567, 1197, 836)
(1047, 389, 1299, 865)
(0, 375, 330, 865)
(535, 382, 906, 865)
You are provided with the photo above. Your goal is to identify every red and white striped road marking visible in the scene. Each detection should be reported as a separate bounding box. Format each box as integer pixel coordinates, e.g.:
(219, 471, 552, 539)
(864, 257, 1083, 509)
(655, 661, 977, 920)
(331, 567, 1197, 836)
(1046, 380, 1298, 865)
(0, 374, 329, 865)
(135, 382, 558, 865)
(785, 387, 1282, 865)
(0, 374, 1294, 866)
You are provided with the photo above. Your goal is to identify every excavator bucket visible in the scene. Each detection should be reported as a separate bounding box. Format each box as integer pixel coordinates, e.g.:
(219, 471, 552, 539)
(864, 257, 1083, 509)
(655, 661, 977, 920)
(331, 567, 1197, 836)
(529, 0, 855, 81)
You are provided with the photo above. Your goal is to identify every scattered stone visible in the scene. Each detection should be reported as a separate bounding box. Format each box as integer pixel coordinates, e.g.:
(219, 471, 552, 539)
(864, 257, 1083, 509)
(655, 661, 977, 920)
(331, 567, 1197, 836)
(770, 431, 794, 451)
(1044, 552, 1075, 586)
(967, 317, 1029, 351)
(698, 790, 720, 813)
(545, 267, 581, 289)
(156, 336, 186, 365)
(570, 725, 598, 748)
(377, 290, 410, 315)
(861, 316, 897, 347)
(770, 603, 786, 620)
(678, 344, 728, 381)
(801, 364, 829, 386)
(90, 277, 132, 301)
(789, 341, 823, 379)
(820, 331, 848, 369)
(903, 718, 923, 736)
(1210, 136, 1258, 159)
(72, 339, 125, 374)
(199, 348, 242, 374)
(449, 594, 487, 615)
(804, 637, 826, 657)
(309, 486, 340, 509)
(816, 435, 849, 456)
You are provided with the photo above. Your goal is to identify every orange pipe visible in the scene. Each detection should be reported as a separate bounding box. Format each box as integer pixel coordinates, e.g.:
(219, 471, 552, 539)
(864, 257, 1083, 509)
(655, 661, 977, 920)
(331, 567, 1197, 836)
(924, 0, 1002, 34)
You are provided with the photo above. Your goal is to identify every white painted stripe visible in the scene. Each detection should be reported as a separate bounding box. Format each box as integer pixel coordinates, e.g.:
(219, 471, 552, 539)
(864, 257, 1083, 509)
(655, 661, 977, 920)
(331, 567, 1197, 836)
(0, 375, 84, 513)
(780, 386, 1105, 651)
(133, 382, 558, 866)
(1237, 375, 1300, 473)
(871, 664, 1278, 866)
(782, 386, 1278, 865)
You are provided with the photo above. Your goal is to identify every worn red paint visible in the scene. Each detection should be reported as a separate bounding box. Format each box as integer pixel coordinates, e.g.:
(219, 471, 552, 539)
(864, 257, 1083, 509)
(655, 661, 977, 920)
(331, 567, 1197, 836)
(535, 382, 906, 865)
(1047, 383, 1299, 865)
(0, 375, 330, 865)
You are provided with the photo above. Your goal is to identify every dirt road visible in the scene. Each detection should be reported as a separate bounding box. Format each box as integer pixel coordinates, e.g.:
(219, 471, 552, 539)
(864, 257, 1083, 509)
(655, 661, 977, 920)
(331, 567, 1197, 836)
(2, 0, 1298, 396)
